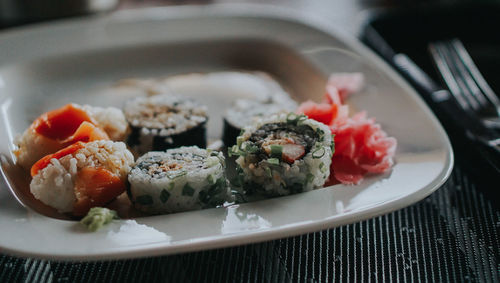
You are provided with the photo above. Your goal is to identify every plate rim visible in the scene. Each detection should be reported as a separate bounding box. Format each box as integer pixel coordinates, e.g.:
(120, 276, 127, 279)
(0, 4, 454, 261)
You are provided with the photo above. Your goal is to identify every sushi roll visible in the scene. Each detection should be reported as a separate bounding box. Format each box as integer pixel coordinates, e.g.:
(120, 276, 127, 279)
(230, 113, 334, 196)
(128, 146, 229, 214)
(30, 140, 134, 216)
(124, 94, 208, 156)
(15, 103, 129, 170)
(222, 99, 297, 147)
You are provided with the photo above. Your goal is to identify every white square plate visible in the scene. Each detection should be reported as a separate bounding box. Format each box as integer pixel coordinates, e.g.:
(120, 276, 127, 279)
(0, 5, 453, 261)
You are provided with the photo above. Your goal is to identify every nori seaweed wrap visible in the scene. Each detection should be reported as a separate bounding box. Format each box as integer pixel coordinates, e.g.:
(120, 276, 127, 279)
(124, 94, 208, 155)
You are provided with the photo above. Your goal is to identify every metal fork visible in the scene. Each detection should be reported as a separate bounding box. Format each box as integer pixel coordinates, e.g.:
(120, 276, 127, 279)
(428, 39, 500, 129)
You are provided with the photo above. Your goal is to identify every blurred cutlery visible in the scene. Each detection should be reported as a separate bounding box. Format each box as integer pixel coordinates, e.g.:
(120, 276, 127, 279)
(428, 39, 500, 129)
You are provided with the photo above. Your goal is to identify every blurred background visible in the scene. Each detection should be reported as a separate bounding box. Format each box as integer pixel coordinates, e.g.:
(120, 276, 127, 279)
(0, 0, 491, 33)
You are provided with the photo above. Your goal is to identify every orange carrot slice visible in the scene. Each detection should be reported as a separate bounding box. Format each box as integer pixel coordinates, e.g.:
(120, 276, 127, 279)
(32, 104, 95, 140)
(73, 167, 125, 216)
(30, 142, 85, 177)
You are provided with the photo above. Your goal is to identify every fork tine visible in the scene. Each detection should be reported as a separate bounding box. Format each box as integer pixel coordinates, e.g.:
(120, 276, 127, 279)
(450, 39, 500, 115)
(445, 40, 487, 108)
(428, 42, 477, 111)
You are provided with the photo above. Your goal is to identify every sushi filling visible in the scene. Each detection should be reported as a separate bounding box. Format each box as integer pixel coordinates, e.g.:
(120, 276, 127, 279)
(135, 152, 218, 179)
(247, 123, 318, 164)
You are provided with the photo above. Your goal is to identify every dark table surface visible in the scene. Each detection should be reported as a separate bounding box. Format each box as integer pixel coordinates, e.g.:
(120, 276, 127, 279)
(1, 1, 499, 282)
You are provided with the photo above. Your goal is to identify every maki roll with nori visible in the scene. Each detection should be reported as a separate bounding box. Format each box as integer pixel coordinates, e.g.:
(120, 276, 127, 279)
(128, 146, 230, 214)
(222, 99, 297, 147)
(124, 94, 208, 155)
(230, 113, 334, 196)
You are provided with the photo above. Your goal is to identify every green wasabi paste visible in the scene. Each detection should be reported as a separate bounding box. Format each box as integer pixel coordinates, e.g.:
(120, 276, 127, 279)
(80, 207, 119, 232)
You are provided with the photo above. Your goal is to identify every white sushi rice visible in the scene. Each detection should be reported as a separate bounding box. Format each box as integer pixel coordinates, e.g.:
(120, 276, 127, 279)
(128, 146, 230, 214)
(234, 113, 333, 196)
(30, 141, 134, 213)
(14, 129, 62, 171)
(82, 105, 130, 141)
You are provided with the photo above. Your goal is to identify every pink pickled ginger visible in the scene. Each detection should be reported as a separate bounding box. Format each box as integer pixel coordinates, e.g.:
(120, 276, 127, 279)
(298, 73, 396, 185)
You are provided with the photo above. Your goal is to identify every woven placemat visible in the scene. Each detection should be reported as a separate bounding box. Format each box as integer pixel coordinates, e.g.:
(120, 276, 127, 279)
(1, 157, 498, 282)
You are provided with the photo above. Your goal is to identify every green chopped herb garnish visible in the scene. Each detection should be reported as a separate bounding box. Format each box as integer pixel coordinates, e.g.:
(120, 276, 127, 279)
(205, 156, 220, 168)
(319, 162, 327, 173)
(160, 189, 171, 203)
(230, 142, 260, 158)
(168, 182, 175, 191)
(286, 113, 308, 125)
(270, 144, 283, 159)
(312, 147, 326, 159)
(182, 183, 195, 196)
(167, 170, 187, 179)
(267, 158, 280, 165)
(217, 155, 226, 168)
(230, 143, 251, 157)
(296, 115, 308, 125)
(210, 151, 225, 167)
(245, 144, 259, 154)
(80, 207, 119, 232)
(136, 195, 154, 205)
(236, 136, 245, 147)
(228, 145, 238, 157)
(286, 112, 298, 123)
